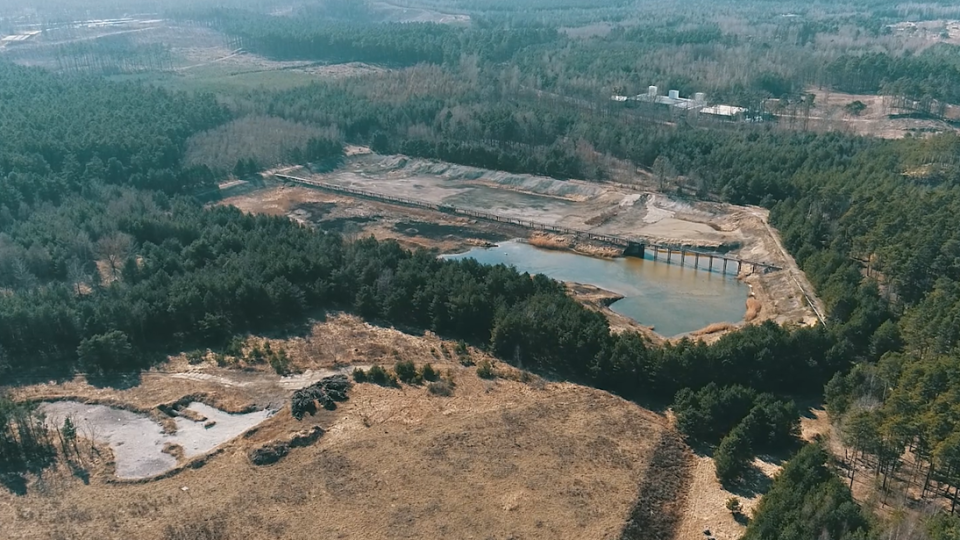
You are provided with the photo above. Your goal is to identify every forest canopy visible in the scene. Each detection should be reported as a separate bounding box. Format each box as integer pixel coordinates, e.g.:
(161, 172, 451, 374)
(5, 0, 960, 533)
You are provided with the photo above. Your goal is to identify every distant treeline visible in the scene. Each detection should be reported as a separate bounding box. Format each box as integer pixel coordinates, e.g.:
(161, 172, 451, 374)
(202, 8, 557, 66)
(824, 50, 960, 117)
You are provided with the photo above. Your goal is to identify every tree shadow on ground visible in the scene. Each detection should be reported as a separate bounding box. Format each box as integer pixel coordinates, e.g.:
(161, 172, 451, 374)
(0, 365, 76, 389)
(71, 463, 90, 485)
(85, 369, 143, 390)
(728, 463, 774, 498)
(0, 473, 27, 496)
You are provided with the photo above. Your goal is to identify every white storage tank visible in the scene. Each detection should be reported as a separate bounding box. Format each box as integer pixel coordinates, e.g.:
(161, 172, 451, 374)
(648, 86, 658, 97)
(668, 89, 680, 100)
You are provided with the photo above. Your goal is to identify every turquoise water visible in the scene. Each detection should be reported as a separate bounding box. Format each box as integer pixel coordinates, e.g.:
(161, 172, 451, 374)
(444, 240, 748, 337)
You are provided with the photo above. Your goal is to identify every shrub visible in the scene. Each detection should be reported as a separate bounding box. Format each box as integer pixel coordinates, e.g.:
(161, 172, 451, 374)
(185, 350, 205, 365)
(269, 349, 290, 375)
(395, 359, 420, 384)
(352, 368, 368, 383)
(421, 363, 439, 382)
(844, 100, 867, 116)
(428, 379, 455, 397)
(224, 337, 245, 357)
(726, 497, 742, 514)
(367, 364, 397, 387)
(427, 379, 456, 397)
(477, 360, 496, 379)
(162, 518, 229, 540)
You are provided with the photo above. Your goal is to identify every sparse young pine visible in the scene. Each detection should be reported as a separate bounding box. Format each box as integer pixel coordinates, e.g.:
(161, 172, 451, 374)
(367, 365, 397, 387)
(477, 360, 496, 379)
(395, 359, 420, 384)
(715, 425, 753, 487)
(186, 350, 205, 365)
(352, 368, 368, 383)
(421, 363, 439, 382)
(62, 418, 77, 442)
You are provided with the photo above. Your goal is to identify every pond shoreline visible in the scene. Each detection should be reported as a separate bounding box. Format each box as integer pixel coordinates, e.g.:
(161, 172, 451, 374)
(444, 239, 749, 338)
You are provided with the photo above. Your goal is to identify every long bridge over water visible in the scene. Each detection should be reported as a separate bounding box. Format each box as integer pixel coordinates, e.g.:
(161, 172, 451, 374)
(274, 174, 782, 276)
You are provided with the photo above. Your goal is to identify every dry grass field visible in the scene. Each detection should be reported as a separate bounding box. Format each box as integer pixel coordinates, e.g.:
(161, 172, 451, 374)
(1, 315, 692, 540)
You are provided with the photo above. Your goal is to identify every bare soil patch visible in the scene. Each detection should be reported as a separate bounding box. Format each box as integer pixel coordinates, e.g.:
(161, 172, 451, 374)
(774, 88, 960, 139)
(675, 454, 777, 540)
(220, 181, 525, 254)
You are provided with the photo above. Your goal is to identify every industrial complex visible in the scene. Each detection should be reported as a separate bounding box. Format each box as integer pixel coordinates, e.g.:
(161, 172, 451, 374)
(612, 86, 750, 120)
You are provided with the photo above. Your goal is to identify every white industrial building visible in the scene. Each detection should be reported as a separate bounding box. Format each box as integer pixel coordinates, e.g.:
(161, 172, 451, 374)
(611, 86, 748, 121)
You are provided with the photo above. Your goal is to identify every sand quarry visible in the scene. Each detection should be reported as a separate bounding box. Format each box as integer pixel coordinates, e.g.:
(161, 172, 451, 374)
(0, 157, 828, 539)
(224, 152, 824, 337)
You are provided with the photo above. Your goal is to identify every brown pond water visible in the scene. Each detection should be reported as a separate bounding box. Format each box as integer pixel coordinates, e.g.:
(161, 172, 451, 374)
(445, 240, 748, 337)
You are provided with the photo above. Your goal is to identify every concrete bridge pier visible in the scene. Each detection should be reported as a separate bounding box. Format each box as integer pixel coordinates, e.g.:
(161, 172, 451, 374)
(624, 243, 646, 258)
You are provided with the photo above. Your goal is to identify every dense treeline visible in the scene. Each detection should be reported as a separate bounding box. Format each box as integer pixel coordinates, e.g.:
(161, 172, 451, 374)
(824, 51, 960, 117)
(205, 8, 557, 66)
(7, 2, 960, 528)
(195, 3, 915, 108)
(742, 443, 873, 540)
(673, 383, 801, 486)
(0, 62, 228, 208)
(52, 36, 175, 75)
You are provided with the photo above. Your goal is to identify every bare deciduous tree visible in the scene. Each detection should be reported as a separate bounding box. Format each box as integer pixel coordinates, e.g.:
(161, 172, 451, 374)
(97, 233, 134, 279)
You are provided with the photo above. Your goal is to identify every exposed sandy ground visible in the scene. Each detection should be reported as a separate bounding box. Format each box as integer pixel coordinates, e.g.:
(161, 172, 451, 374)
(670, 412, 829, 540)
(674, 454, 776, 540)
(1, 315, 682, 540)
(299, 155, 746, 250)
(773, 88, 960, 139)
(368, 1, 471, 24)
(220, 182, 522, 254)
(240, 155, 821, 337)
